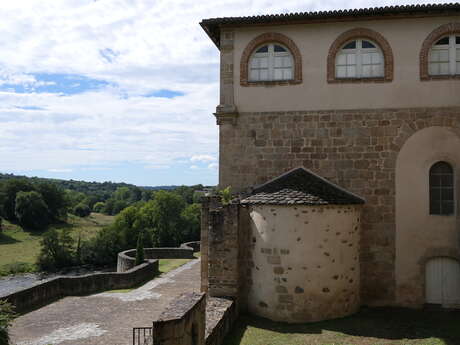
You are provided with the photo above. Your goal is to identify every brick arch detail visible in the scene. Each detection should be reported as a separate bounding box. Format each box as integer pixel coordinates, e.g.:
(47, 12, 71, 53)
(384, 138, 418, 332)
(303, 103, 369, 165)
(327, 28, 394, 83)
(240, 32, 302, 86)
(420, 23, 460, 81)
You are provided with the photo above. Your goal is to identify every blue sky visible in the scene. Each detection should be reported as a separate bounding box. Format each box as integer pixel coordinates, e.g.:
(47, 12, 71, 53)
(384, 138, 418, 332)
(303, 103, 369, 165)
(0, 0, 443, 186)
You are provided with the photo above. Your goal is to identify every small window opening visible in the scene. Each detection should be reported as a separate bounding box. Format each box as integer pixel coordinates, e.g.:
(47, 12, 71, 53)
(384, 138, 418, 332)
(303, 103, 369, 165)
(429, 161, 454, 215)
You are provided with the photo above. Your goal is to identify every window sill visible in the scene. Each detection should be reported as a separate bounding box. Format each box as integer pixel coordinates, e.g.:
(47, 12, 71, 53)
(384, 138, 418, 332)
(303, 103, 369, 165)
(421, 74, 460, 81)
(240, 79, 302, 87)
(328, 77, 391, 84)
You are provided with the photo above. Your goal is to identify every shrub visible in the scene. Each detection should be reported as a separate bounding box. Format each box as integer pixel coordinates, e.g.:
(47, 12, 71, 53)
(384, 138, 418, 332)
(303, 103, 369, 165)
(92, 202, 105, 213)
(14, 191, 49, 230)
(37, 229, 75, 272)
(0, 300, 16, 345)
(73, 203, 91, 217)
(135, 232, 145, 265)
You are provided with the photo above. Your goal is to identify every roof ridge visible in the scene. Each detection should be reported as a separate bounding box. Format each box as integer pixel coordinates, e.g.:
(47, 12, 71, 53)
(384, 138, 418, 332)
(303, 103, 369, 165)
(241, 167, 365, 206)
(200, 3, 460, 47)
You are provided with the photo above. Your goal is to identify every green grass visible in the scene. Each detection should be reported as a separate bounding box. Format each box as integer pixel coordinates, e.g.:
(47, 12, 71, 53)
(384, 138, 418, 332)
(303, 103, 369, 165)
(158, 258, 192, 274)
(0, 213, 114, 276)
(224, 308, 460, 345)
(106, 257, 196, 293)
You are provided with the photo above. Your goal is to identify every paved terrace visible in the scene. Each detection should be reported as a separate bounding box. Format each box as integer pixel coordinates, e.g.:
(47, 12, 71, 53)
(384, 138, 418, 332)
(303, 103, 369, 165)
(10, 259, 201, 345)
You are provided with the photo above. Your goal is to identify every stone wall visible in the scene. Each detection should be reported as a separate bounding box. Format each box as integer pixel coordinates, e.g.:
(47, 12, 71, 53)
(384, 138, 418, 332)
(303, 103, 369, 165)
(205, 297, 238, 345)
(245, 204, 361, 322)
(152, 292, 206, 345)
(218, 106, 460, 306)
(207, 201, 241, 298)
(181, 241, 201, 252)
(117, 247, 195, 273)
(1, 260, 159, 314)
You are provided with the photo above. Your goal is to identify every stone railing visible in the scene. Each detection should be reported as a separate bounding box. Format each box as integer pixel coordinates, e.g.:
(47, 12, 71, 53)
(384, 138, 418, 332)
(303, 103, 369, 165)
(152, 292, 206, 345)
(1, 260, 159, 314)
(180, 241, 201, 252)
(139, 293, 237, 345)
(117, 243, 200, 273)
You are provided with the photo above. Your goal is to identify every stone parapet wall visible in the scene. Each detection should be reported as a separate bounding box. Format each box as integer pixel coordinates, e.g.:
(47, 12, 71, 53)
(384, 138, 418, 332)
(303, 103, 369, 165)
(152, 292, 206, 345)
(205, 297, 237, 345)
(1, 260, 159, 314)
(218, 106, 460, 306)
(117, 246, 196, 273)
(180, 241, 201, 252)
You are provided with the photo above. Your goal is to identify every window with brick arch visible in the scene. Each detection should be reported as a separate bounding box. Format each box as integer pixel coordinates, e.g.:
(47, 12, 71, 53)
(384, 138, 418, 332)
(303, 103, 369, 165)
(429, 35, 460, 76)
(335, 39, 384, 78)
(249, 44, 293, 82)
(429, 161, 454, 215)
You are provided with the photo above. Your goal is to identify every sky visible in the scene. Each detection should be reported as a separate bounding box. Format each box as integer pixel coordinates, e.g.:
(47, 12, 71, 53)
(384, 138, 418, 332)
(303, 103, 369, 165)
(0, 0, 446, 186)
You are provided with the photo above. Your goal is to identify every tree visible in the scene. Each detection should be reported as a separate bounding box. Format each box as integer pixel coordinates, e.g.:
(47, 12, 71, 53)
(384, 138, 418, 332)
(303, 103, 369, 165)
(37, 229, 75, 271)
(92, 202, 105, 213)
(73, 203, 91, 217)
(0, 179, 35, 221)
(36, 182, 68, 221)
(14, 191, 49, 230)
(135, 231, 145, 265)
(181, 203, 201, 242)
(148, 191, 186, 247)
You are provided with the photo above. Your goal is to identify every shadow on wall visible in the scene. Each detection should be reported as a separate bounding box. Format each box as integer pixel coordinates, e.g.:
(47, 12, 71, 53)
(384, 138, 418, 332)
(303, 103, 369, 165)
(224, 308, 460, 345)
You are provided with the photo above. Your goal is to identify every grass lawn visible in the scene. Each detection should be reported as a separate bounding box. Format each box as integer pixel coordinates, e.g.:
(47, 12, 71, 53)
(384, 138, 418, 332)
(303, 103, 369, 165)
(106, 255, 198, 293)
(224, 308, 460, 345)
(0, 213, 114, 276)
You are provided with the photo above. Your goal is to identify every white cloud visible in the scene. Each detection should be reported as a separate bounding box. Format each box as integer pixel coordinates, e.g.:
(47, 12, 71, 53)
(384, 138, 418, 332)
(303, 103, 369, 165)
(208, 163, 218, 170)
(47, 169, 73, 173)
(0, 0, 444, 184)
(190, 165, 199, 170)
(190, 154, 216, 163)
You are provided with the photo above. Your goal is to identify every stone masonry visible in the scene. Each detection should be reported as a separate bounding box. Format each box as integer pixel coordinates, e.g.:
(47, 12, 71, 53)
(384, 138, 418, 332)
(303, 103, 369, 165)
(217, 106, 460, 306)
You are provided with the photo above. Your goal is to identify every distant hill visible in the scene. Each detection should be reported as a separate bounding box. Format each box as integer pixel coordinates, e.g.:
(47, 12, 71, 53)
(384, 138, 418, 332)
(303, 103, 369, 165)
(0, 173, 204, 196)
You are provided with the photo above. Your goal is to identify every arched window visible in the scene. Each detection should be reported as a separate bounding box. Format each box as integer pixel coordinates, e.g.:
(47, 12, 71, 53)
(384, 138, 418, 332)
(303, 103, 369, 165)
(249, 44, 293, 82)
(327, 28, 393, 83)
(429, 161, 454, 215)
(240, 32, 302, 86)
(428, 35, 460, 76)
(420, 23, 460, 80)
(335, 39, 384, 78)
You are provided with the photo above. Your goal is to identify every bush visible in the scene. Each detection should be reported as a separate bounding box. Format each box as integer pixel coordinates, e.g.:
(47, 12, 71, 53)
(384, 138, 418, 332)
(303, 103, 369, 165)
(73, 203, 91, 217)
(92, 202, 105, 213)
(0, 300, 16, 345)
(135, 232, 145, 265)
(14, 191, 49, 230)
(37, 229, 75, 272)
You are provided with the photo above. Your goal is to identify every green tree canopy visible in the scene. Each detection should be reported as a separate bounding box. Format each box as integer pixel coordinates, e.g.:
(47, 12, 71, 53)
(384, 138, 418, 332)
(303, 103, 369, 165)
(0, 179, 35, 221)
(14, 191, 49, 230)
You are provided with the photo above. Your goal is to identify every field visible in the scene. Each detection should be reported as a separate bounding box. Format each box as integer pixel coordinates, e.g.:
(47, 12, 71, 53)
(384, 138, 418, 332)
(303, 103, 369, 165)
(224, 308, 460, 345)
(0, 213, 114, 276)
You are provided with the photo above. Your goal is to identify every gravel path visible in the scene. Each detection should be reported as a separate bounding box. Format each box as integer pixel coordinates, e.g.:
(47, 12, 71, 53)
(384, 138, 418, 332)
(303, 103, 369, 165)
(10, 259, 201, 345)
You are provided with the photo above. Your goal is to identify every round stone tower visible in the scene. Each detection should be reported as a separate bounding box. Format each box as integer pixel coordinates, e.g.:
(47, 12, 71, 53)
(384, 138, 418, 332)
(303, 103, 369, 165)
(241, 167, 363, 323)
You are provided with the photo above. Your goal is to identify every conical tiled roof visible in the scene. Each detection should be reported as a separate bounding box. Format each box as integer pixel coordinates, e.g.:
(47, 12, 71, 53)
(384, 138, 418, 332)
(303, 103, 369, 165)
(241, 167, 365, 206)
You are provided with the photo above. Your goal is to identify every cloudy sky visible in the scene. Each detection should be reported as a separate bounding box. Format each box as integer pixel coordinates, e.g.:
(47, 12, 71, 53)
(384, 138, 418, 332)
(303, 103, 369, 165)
(0, 0, 444, 186)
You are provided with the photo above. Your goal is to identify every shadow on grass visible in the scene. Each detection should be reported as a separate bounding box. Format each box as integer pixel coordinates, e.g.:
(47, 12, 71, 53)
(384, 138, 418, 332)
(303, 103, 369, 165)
(225, 307, 460, 345)
(0, 232, 20, 244)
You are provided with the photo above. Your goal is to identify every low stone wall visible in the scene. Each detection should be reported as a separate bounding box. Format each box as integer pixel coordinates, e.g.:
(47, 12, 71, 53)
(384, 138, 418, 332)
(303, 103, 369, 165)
(205, 297, 237, 345)
(117, 245, 198, 273)
(181, 241, 201, 252)
(1, 260, 159, 314)
(152, 292, 206, 345)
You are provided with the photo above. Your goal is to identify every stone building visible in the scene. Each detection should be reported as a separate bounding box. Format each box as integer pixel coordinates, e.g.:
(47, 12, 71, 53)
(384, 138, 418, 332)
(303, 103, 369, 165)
(199, 3, 460, 322)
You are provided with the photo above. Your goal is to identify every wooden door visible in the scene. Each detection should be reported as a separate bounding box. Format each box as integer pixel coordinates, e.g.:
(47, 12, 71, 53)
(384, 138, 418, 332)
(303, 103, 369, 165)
(426, 257, 460, 306)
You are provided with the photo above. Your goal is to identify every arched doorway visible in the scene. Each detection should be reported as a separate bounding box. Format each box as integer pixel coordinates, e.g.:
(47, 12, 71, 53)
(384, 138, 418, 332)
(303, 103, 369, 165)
(425, 257, 460, 306)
